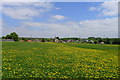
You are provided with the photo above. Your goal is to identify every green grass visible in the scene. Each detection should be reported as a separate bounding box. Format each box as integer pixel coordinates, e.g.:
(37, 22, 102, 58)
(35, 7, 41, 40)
(2, 42, 119, 78)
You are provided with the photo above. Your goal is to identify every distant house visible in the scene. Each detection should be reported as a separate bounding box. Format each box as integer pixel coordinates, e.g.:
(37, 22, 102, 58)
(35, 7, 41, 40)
(54, 37, 60, 42)
(85, 40, 89, 42)
(21, 40, 24, 42)
(27, 40, 32, 42)
(100, 42, 104, 44)
(55, 38, 59, 42)
(89, 40, 94, 44)
(1, 39, 14, 42)
(67, 39, 72, 42)
(75, 40, 81, 43)
(33, 39, 42, 42)
(59, 40, 65, 43)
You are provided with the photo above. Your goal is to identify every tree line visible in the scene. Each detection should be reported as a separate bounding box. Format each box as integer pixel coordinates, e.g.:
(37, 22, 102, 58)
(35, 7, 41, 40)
(1, 32, 120, 44)
(2, 32, 19, 41)
(87, 37, 120, 44)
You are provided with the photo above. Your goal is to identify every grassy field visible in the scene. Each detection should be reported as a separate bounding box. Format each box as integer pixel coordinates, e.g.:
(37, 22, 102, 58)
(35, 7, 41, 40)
(2, 42, 119, 78)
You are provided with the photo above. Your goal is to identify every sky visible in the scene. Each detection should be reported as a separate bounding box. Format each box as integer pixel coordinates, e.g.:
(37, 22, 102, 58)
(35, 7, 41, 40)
(1, 1, 118, 38)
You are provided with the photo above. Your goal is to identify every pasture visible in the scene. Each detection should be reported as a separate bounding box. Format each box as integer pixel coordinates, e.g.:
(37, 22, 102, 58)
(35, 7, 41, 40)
(2, 42, 119, 78)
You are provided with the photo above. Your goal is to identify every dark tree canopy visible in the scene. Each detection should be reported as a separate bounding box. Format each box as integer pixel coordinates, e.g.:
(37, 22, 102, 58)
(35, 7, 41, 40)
(10, 32, 19, 41)
(55, 37, 59, 39)
(2, 32, 19, 41)
(42, 38, 45, 42)
(2, 36, 6, 39)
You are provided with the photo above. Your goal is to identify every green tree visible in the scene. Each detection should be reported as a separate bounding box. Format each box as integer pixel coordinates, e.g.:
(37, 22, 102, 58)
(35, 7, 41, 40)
(2, 36, 6, 39)
(96, 37, 102, 43)
(6, 34, 12, 39)
(5, 32, 19, 41)
(55, 37, 59, 39)
(42, 38, 45, 42)
(9, 32, 19, 41)
(105, 38, 110, 44)
(88, 37, 95, 40)
(22, 38, 28, 41)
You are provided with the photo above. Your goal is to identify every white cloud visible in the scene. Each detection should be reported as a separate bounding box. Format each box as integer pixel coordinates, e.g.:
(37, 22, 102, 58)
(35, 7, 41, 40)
(2, 0, 42, 2)
(52, 15, 65, 20)
(90, 2, 118, 16)
(55, 8, 61, 10)
(89, 7, 96, 11)
(2, 17, 118, 38)
(2, 2, 54, 19)
(100, 2, 118, 16)
(0, 19, 2, 36)
(1, 0, 119, 2)
(78, 17, 118, 37)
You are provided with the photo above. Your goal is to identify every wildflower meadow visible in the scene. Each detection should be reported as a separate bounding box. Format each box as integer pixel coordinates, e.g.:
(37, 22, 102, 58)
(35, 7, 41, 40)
(2, 42, 119, 78)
